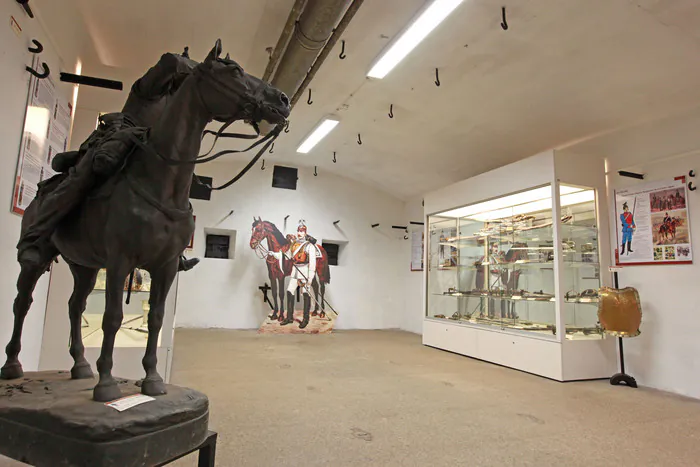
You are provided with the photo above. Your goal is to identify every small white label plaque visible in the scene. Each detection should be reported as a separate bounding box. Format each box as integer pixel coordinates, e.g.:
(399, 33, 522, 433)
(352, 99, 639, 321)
(105, 394, 155, 412)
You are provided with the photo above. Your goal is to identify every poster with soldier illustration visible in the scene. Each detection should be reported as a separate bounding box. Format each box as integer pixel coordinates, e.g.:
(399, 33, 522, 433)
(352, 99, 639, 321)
(615, 178, 692, 265)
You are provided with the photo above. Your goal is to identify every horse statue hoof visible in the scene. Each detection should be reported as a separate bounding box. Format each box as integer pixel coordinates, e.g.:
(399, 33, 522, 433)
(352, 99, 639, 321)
(311, 311, 318, 317)
(93, 381, 122, 402)
(70, 361, 94, 380)
(0, 362, 24, 380)
(141, 377, 167, 397)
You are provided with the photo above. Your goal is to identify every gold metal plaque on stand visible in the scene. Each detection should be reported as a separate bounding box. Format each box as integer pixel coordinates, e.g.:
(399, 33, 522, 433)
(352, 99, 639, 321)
(598, 287, 642, 337)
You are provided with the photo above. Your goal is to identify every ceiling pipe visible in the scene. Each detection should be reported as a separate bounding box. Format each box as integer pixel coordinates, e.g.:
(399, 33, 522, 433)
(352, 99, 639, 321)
(262, 0, 307, 83)
(259, 0, 364, 134)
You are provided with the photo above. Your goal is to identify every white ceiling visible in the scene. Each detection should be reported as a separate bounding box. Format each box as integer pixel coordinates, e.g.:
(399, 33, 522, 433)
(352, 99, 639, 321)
(35, 0, 700, 200)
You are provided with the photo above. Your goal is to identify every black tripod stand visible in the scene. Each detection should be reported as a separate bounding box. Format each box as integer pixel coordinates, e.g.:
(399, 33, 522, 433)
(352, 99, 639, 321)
(609, 271, 637, 388)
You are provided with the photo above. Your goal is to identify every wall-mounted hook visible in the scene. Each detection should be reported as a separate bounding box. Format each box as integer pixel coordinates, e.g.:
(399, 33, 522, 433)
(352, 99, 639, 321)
(16, 0, 34, 18)
(26, 62, 49, 79)
(500, 6, 508, 30)
(690, 170, 696, 178)
(333, 151, 337, 163)
(388, 104, 394, 118)
(182, 46, 190, 58)
(261, 159, 266, 170)
(371, 223, 380, 228)
(357, 133, 362, 145)
(28, 39, 43, 54)
(339, 39, 347, 60)
(284, 121, 290, 133)
(284, 215, 290, 221)
(434, 68, 440, 87)
(314, 166, 318, 177)
(269, 143, 274, 154)
(689, 182, 697, 191)
(307, 88, 313, 105)
(333, 220, 340, 225)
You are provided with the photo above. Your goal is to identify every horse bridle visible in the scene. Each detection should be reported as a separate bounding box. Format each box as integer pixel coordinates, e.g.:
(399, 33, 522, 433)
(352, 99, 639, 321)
(127, 60, 287, 191)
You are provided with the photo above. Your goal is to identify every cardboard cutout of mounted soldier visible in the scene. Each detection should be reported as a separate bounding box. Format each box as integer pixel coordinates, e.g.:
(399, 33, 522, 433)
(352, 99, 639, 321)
(18, 50, 200, 272)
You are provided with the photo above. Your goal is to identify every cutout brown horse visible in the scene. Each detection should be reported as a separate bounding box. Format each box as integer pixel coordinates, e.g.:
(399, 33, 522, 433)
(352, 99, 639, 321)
(1, 40, 290, 401)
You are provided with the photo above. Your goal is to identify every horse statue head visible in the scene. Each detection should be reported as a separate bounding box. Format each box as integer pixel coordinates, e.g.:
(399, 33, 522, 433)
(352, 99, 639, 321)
(250, 217, 289, 254)
(194, 39, 290, 127)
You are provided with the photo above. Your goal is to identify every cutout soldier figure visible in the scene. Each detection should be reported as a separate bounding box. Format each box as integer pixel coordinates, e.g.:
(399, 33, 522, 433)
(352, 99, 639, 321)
(620, 201, 636, 255)
(282, 221, 321, 329)
(18, 51, 200, 271)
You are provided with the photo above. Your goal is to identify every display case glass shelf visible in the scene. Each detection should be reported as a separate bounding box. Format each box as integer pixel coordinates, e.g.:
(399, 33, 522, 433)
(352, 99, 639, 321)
(427, 183, 602, 340)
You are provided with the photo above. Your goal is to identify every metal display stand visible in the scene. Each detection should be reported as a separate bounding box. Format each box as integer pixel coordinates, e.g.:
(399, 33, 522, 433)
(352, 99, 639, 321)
(609, 271, 638, 388)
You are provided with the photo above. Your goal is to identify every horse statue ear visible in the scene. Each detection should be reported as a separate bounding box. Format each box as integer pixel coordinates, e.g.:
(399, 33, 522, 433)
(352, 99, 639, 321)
(205, 39, 222, 63)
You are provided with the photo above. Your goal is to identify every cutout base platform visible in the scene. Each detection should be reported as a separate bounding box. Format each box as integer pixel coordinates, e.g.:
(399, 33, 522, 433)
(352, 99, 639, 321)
(0, 371, 209, 467)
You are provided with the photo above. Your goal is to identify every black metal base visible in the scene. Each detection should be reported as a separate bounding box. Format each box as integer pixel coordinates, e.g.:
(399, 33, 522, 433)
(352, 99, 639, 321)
(157, 430, 217, 467)
(610, 372, 638, 388)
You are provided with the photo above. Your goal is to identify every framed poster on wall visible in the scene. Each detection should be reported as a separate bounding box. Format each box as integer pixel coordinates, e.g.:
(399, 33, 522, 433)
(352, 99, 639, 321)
(11, 55, 72, 215)
(614, 177, 692, 265)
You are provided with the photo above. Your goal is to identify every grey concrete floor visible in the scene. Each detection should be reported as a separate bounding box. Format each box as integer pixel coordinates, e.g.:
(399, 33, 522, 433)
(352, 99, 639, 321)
(3, 329, 700, 466)
(167, 329, 700, 467)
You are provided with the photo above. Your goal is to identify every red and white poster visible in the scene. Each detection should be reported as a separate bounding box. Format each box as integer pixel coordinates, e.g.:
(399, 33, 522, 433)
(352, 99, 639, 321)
(12, 55, 72, 215)
(615, 178, 692, 265)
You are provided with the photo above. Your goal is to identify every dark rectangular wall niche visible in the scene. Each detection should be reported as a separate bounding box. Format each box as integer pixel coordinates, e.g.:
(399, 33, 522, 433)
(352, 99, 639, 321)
(205, 234, 230, 259)
(324, 242, 340, 266)
(190, 175, 212, 200)
(272, 165, 298, 190)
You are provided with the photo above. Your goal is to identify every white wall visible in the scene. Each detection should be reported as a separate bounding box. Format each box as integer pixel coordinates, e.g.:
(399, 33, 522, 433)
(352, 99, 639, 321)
(175, 160, 407, 330)
(605, 150, 700, 399)
(0, 4, 78, 371)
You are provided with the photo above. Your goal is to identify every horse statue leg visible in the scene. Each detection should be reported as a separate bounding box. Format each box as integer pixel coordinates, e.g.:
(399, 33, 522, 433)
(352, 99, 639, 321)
(93, 262, 132, 402)
(268, 268, 279, 320)
(1, 258, 53, 380)
(141, 259, 178, 397)
(311, 278, 320, 317)
(67, 263, 98, 379)
(319, 281, 326, 319)
(277, 276, 285, 322)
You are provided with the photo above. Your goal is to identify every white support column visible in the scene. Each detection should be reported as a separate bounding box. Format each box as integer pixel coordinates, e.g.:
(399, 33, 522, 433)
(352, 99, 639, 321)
(551, 181, 566, 344)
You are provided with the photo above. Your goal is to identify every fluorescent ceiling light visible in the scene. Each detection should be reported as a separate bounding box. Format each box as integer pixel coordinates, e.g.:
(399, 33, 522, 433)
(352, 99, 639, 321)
(367, 0, 464, 79)
(296, 118, 339, 154)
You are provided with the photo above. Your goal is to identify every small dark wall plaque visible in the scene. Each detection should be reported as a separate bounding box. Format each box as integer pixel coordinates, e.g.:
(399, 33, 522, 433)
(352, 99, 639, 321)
(190, 175, 212, 200)
(205, 234, 229, 259)
(324, 242, 340, 266)
(272, 165, 298, 190)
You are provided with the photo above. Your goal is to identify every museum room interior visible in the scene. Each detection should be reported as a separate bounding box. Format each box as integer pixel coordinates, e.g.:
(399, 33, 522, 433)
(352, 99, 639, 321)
(3, 0, 700, 465)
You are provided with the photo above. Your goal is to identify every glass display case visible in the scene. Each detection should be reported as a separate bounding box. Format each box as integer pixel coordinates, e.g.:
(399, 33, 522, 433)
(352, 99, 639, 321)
(427, 184, 602, 340)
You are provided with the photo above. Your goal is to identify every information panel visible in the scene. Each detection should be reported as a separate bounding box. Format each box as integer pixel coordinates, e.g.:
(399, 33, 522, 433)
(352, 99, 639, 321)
(614, 177, 692, 265)
(12, 55, 72, 215)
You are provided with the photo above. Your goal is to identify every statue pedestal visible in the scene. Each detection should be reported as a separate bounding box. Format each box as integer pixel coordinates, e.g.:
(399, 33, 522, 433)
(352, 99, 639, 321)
(0, 371, 210, 467)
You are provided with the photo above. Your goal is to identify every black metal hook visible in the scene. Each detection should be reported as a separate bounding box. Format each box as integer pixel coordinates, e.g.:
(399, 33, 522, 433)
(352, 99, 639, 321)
(182, 46, 190, 58)
(26, 62, 49, 79)
(434, 68, 440, 87)
(16, 0, 34, 18)
(388, 104, 394, 118)
(339, 39, 347, 59)
(284, 121, 290, 133)
(371, 223, 380, 228)
(333, 151, 337, 163)
(269, 142, 274, 154)
(357, 133, 362, 145)
(690, 170, 696, 178)
(314, 166, 318, 177)
(689, 182, 697, 191)
(307, 88, 313, 105)
(501, 6, 508, 30)
(28, 39, 43, 54)
(261, 159, 265, 170)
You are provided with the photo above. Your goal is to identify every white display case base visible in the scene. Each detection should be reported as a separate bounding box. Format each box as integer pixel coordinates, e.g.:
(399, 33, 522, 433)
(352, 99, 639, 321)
(423, 318, 617, 381)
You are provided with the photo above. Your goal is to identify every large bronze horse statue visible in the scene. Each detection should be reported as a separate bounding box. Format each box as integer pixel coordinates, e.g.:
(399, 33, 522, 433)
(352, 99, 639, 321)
(1, 40, 290, 401)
